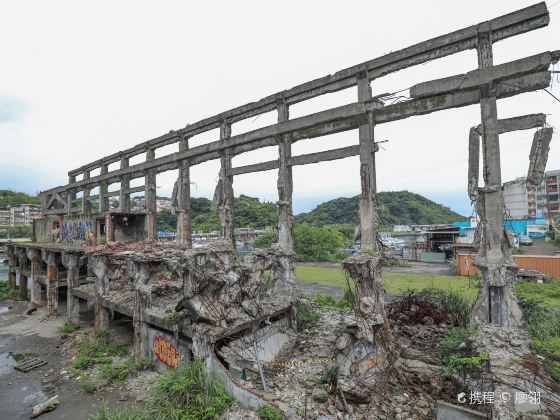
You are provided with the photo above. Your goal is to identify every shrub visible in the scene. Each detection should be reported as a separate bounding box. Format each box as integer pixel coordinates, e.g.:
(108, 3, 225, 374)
(58, 321, 78, 334)
(316, 364, 338, 388)
(0, 280, 18, 300)
(296, 301, 321, 330)
(445, 351, 490, 375)
(258, 404, 283, 420)
(442, 327, 476, 351)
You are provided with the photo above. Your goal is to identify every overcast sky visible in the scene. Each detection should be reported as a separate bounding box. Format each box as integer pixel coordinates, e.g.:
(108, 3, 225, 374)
(1, 0, 559, 216)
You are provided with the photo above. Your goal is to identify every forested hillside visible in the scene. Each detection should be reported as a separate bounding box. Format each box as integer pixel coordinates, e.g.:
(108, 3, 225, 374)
(0, 190, 40, 207)
(294, 191, 465, 227)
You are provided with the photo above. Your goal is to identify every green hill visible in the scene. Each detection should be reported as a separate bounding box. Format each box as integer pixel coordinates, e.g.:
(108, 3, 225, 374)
(294, 191, 465, 228)
(0, 190, 40, 208)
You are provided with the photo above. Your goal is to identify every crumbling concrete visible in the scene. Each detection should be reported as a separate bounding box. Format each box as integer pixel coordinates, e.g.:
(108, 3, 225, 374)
(42, 250, 60, 317)
(27, 248, 42, 308)
(61, 252, 81, 324)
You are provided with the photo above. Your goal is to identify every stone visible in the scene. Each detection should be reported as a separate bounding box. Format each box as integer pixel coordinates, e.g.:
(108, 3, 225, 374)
(312, 388, 329, 403)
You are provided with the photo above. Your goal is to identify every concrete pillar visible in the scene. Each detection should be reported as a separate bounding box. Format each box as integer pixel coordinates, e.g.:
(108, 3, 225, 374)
(62, 252, 81, 325)
(471, 26, 522, 327)
(357, 71, 379, 255)
(27, 248, 42, 308)
(145, 148, 157, 240)
(218, 121, 235, 248)
(105, 214, 113, 242)
(16, 248, 28, 301)
(90, 255, 110, 336)
(42, 251, 60, 317)
(274, 98, 295, 297)
(99, 164, 109, 214)
(68, 175, 76, 215)
(6, 246, 17, 290)
(82, 171, 91, 215)
(119, 157, 131, 212)
(176, 134, 192, 247)
(133, 262, 151, 359)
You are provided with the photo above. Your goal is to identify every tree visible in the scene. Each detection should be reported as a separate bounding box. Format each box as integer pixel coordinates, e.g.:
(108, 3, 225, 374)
(0, 225, 33, 239)
(156, 209, 177, 232)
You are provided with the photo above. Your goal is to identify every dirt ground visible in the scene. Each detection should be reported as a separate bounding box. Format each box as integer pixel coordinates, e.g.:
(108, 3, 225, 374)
(0, 298, 132, 419)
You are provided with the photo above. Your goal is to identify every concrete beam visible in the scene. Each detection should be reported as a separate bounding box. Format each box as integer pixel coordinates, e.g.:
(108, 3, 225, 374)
(486, 113, 547, 134)
(66, 3, 549, 178)
(527, 127, 553, 185)
(410, 51, 554, 98)
(42, 70, 551, 197)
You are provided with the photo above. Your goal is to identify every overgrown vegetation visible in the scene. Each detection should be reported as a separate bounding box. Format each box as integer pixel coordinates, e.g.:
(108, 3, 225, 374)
(519, 297, 560, 381)
(442, 326, 477, 351)
(99, 359, 154, 383)
(58, 321, 78, 334)
(0, 225, 33, 238)
(296, 301, 321, 329)
(0, 280, 18, 300)
(0, 189, 40, 207)
(164, 309, 185, 323)
(445, 350, 490, 375)
(258, 404, 283, 420)
(92, 359, 233, 420)
(316, 364, 338, 389)
(312, 293, 351, 309)
(74, 329, 125, 369)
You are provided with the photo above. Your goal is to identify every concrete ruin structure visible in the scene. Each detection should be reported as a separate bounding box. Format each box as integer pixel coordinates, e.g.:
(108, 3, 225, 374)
(5, 2, 558, 415)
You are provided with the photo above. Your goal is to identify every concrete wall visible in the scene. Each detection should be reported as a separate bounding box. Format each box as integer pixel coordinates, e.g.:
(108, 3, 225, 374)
(144, 325, 191, 372)
(113, 214, 146, 242)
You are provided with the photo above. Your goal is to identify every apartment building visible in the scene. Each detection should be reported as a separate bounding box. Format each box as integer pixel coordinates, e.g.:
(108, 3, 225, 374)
(0, 204, 41, 229)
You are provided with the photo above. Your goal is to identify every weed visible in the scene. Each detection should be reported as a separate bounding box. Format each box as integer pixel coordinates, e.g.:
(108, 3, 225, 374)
(164, 309, 185, 323)
(90, 402, 141, 420)
(99, 359, 148, 383)
(442, 326, 476, 351)
(58, 321, 78, 334)
(74, 329, 125, 370)
(296, 301, 321, 329)
(445, 351, 490, 375)
(258, 404, 283, 420)
(80, 375, 96, 394)
(316, 364, 337, 388)
(46, 400, 60, 413)
(0, 280, 18, 300)
(312, 293, 351, 309)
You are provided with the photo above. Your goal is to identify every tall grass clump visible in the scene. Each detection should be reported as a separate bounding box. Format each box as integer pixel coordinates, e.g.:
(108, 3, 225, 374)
(413, 287, 472, 327)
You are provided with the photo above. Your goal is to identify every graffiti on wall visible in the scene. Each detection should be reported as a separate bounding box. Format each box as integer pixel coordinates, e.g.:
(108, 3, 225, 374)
(60, 218, 96, 244)
(153, 335, 180, 368)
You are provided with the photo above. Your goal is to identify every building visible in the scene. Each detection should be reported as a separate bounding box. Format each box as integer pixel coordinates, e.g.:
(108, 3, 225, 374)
(502, 169, 560, 221)
(0, 204, 41, 230)
(545, 169, 560, 219)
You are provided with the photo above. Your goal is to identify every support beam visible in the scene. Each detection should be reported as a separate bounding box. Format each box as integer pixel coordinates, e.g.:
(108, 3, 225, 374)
(42, 67, 551, 198)
(27, 248, 42, 309)
(90, 256, 110, 336)
(229, 145, 361, 177)
(65, 2, 550, 179)
(274, 99, 295, 297)
(99, 163, 109, 213)
(119, 157, 131, 212)
(481, 113, 546, 134)
(42, 251, 60, 318)
(62, 252, 81, 325)
(67, 175, 76, 216)
(471, 26, 523, 328)
(17, 249, 28, 301)
(218, 121, 235, 248)
(176, 135, 192, 247)
(527, 127, 553, 185)
(81, 171, 90, 214)
(145, 148, 157, 240)
(6, 246, 17, 290)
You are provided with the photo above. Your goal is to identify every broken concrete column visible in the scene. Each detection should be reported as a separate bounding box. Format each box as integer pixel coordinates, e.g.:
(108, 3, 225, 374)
(105, 213, 113, 242)
(119, 157, 131, 212)
(6, 245, 17, 289)
(67, 175, 76, 216)
(145, 148, 157, 240)
(99, 163, 109, 215)
(27, 248, 42, 308)
(333, 72, 392, 403)
(62, 252, 81, 325)
(471, 26, 523, 327)
(218, 121, 236, 248)
(132, 261, 152, 359)
(16, 248, 28, 301)
(176, 132, 192, 247)
(82, 170, 91, 215)
(527, 127, 553, 186)
(90, 255, 111, 336)
(42, 250, 60, 317)
(273, 98, 295, 297)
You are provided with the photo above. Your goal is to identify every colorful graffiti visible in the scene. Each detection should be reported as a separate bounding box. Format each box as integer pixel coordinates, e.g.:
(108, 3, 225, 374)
(153, 335, 180, 368)
(60, 218, 96, 244)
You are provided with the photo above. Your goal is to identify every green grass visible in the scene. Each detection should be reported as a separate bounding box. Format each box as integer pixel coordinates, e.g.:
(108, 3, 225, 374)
(258, 404, 283, 420)
(92, 359, 233, 420)
(99, 359, 153, 383)
(58, 322, 78, 334)
(0, 280, 18, 300)
(295, 266, 479, 301)
(517, 280, 560, 310)
(296, 301, 321, 329)
(74, 329, 126, 370)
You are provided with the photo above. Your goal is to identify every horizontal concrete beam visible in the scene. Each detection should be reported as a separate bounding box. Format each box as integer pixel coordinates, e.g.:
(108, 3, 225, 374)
(410, 51, 554, 98)
(43, 69, 551, 198)
(477, 113, 546, 134)
(66, 2, 549, 177)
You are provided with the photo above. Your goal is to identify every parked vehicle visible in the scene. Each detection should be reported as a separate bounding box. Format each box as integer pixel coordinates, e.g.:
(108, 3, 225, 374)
(519, 235, 533, 246)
